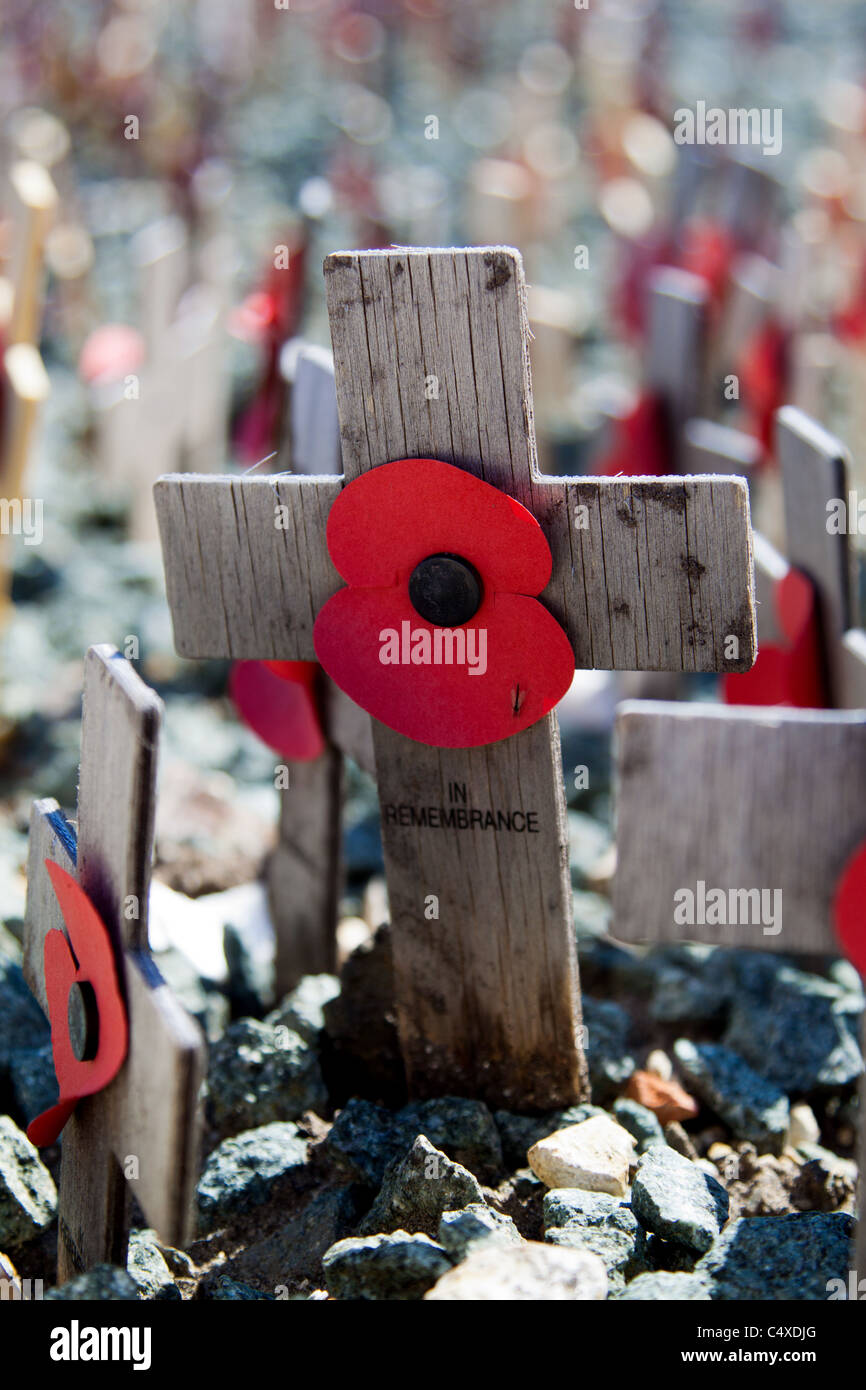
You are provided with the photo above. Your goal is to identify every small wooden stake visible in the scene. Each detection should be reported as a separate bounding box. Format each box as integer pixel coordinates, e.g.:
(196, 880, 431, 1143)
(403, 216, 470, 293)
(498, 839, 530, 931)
(613, 697, 866, 1277)
(6, 161, 58, 348)
(23, 646, 205, 1282)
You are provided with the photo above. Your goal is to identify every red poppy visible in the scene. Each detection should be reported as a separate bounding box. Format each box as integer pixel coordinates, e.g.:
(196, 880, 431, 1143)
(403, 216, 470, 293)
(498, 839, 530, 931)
(313, 457, 575, 748)
(834, 841, 866, 976)
(28, 862, 128, 1148)
(722, 567, 826, 709)
(230, 659, 325, 761)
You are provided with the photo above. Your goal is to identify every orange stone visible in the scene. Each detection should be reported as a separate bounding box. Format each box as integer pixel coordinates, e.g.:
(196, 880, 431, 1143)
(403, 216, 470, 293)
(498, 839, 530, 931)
(625, 1069, 699, 1126)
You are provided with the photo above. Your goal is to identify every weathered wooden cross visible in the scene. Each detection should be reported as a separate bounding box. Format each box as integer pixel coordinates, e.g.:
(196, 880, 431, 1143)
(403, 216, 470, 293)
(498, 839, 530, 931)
(23, 645, 205, 1282)
(156, 246, 756, 1111)
(725, 407, 866, 710)
(255, 342, 374, 993)
(92, 213, 228, 543)
(613, 698, 866, 1282)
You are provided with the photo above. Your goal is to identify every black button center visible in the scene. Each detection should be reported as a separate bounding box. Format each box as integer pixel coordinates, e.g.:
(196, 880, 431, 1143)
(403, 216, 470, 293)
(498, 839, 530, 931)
(408, 553, 482, 627)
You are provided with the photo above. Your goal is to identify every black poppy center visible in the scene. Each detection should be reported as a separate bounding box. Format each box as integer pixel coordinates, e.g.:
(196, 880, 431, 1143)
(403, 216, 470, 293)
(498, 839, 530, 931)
(408, 553, 483, 627)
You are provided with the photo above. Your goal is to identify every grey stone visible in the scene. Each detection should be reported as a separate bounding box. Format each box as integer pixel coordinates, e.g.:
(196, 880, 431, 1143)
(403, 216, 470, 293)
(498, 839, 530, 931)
(358, 1136, 485, 1237)
(0, 956, 50, 1072)
(613, 1098, 666, 1153)
(649, 945, 727, 1024)
(543, 1188, 648, 1290)
(327, 1092, 506, 1192)
(322, 925, 405, 1106)
(697, 1213, 855, 1300)
(323, 1231, 451, 1300)
(45, 1265, 139, 1300)
(425, 1240, 608, 1300)
(231, 1185, 366, 1286)
(394, 1097, 503, 1182)
(206, 1276, 275, 1300)
(325, 1098, 398, 1187)
(154, 947, 229, 1044)
(673, 1039, 789, 1154)
(494, 1105, 604, 1171)
(0, 1114, 57, 1249)
(268, 974, 340, 1045)
(582, 996, 635, 1101)
(632, 1145, 728, 1255)
(722, 960, 863, 1093)
(206, 1018, 326, 1138)
(568, 812, 613, 889)
(615, 1270, 711, 1300)
(224, 920, 275, 1018)
(197, 1121, 309, 1231)
(437, 1204, 522, 1261)
(8, 1043, 57, 1128)
(127, 1229, 180, 1300)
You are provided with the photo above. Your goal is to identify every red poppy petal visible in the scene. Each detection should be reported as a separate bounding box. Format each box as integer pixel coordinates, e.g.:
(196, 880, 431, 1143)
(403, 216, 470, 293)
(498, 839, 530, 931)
(314, 587, 574, 748)
(230, 660, 325, 761)
(834, 841, 866, 977)
(28, 863, 129, 1147)
(326, 458, 553, 594)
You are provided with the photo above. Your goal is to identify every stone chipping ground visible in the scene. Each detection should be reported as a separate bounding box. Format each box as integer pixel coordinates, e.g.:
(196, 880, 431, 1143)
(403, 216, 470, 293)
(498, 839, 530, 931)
(0, 868, 861, 1300)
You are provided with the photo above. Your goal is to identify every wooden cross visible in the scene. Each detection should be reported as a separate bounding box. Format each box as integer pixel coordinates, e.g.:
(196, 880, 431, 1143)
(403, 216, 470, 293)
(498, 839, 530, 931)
(155, 246, 756, 1111)
(23, 645, 205, 1282)
(612, 698, 866, 1280)
(93, 214, 228, 543)
(734, 408, 866, 710)
(262, 342, 374, 993)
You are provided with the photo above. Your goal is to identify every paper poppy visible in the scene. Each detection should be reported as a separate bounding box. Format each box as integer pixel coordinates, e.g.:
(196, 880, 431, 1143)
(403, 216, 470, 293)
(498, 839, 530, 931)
(722, 567, 826, 709)
(313, 457, 575, 748)
(230, 659, 326, 761)
(28, 862, 128, 1148)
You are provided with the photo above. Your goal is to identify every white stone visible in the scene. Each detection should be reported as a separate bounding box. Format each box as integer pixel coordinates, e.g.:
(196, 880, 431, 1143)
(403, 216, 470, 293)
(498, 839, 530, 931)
(787, 1102, 820, 1150)
(424, 1241, 608, 1301)
(646, 1049, 674, 1081)
(527, 1114, 635, 1196)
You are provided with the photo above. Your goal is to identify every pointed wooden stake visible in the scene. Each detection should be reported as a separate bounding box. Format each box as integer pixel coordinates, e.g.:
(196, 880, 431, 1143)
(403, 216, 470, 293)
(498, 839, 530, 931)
(23, 646, 205, 1282)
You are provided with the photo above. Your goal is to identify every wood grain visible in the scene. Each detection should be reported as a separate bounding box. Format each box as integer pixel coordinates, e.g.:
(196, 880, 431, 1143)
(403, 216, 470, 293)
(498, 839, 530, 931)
(646, 265, 710, 469)
(325, 246, 587, 1107)
(154, 473, 342, 660)
(777, 406, 856, 704)
(23, 799, 77, 1014)
(157, 256, 756, 676)
(267, 749, 342, 994)
(78, 645, 162, 953)
(290, 344, 342, 476)
(612, 701, 866, 953)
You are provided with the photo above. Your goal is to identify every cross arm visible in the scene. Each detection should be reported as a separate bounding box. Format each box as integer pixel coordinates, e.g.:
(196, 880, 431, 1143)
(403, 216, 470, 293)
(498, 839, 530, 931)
(536, 474, 756, 672)
(154, 473, 342, 660)
(612, 700, 866, 952)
